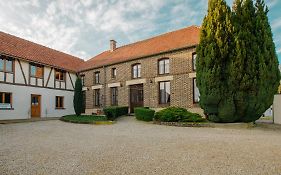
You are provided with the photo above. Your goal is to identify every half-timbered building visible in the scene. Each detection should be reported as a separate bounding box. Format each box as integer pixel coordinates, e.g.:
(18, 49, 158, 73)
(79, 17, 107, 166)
(0, 32, 84, 120)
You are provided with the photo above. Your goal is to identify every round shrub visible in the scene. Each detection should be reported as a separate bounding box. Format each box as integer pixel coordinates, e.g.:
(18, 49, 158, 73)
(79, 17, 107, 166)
(135, 107, 155, 121)
(155, 107, 206, 123)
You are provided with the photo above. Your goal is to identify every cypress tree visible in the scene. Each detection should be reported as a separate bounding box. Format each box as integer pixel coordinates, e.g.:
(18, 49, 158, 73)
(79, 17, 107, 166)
(73, 77, 83, 116)
(196, 0, 234, 122)
(197, 0, 280, 122)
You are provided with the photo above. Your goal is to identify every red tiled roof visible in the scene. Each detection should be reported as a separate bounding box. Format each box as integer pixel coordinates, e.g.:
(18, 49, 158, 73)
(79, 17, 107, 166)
(80, 25, 200, 71)
(0, 31, 84, 72)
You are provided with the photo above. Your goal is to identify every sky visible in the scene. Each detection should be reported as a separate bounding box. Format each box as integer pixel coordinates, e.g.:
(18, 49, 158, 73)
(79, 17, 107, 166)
(0, 0, 280, 61)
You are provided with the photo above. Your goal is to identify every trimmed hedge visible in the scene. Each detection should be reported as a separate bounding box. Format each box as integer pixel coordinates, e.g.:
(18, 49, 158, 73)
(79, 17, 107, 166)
(135, 107, 155, 121)
(103, 106, 128, 120)
(61, 115, 107, 124)
(154, 107, 206, 123)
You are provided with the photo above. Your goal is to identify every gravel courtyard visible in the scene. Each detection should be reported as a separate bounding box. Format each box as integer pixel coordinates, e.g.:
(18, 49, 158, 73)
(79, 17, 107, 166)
(1, 116, 281, 175)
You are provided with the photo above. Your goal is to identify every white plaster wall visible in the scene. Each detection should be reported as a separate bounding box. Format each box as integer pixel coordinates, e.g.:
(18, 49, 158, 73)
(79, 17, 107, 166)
(6, 73, 13, 83)
(66, 72, 76, 90)
(46, 67, 55, 88)
(21, 60, 29, 84)
(0, 83, 75, 120)
(14, 60, 25, 84)
(273, 95, 281, 124)
(70, 73, 77, 90)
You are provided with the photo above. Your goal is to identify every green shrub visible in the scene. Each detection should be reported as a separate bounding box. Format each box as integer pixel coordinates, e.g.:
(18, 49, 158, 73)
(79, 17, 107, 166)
(135, 107, 155, 121)
(61, 115, 107, 123)
(103, 106, 128, 120)
(155, 107, 205, 123)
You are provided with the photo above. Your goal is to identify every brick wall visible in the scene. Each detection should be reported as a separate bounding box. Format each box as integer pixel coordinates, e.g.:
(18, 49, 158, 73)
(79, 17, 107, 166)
(80, 47, 203, 115)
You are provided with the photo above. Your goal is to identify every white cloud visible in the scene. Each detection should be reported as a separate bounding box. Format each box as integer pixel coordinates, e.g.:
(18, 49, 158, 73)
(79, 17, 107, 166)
(272, 18, 281, 31)
(277, 48, 281, 54)
(0, 0, 280, 61)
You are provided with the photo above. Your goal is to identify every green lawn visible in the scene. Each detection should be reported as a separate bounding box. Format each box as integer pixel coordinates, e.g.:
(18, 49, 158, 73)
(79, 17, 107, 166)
(61, 115, 107, 123)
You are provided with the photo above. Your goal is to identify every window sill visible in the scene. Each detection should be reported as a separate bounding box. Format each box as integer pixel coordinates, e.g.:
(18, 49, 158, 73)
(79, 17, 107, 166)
(158, 73, 170, 76)
(0, 108, 14, 110)
(55, 108, 65, 110)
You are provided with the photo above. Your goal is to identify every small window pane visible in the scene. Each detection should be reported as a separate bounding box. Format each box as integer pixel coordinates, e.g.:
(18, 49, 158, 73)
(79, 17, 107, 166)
(137, 65, 141, 77)
(36, 67, 43, 78)
(159, 60, 164, 74)
(166, 82, 170, 103)
(112, 68, 116, 78)
(55, 72, 60, 80)
(6, 59, 12, 72)
(193, 79, 200, 103)
(60, 72, 64, 81)
(30, 65, 36, 76)
(95, 72, 100, 84)
(159, 82, 170, 104)
(193, 53, 197, 70)
(4, 93, 11, 103)
(0, 92, 12, 108)
(165, 59, 170, 73)
(0, 58, 3, 71)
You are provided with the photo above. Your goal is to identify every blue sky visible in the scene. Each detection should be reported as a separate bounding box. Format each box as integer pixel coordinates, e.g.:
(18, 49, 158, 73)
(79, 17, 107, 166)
(0, 0, 280, 61)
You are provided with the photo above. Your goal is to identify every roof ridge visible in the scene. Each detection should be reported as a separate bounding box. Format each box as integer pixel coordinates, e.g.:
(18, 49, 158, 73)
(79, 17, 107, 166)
(113, 25, 198, 51)
(0, 31, 84, 63)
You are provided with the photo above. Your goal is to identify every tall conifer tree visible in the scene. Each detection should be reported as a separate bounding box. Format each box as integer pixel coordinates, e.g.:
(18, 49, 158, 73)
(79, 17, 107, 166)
(197, 0, 280, 122)
(196, 0, 234, 122)
(73, 77, 83, 116)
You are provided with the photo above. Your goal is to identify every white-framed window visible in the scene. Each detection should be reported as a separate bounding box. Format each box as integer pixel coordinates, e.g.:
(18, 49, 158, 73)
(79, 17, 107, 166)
(159, 81, 171, 104)
(158, 58, 169, 75)
(30, 64, 43, 78)
(192, 52, 197, 71)
(0, 92, 12, 109)
(94, 72, 100, 84)
(55, 70, 65, 81)
(132, 64, 141, 79)
(55, 96, 64, 109)
(112, 68, 117, 79)
(193, 78, 200, 103)
(0, 56, 13, 73)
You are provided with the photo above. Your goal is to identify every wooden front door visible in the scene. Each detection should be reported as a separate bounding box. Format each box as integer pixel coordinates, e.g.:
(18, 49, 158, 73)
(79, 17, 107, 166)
(130, 84, 144, 113)
(31, 94, 41, 118)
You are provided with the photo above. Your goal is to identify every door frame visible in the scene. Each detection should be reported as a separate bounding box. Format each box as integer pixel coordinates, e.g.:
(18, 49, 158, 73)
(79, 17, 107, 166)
(31, 94, 41, 118)
(129, 84, 144, 113)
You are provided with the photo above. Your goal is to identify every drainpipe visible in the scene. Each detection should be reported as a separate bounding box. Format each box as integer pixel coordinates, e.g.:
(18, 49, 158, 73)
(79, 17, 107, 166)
(103, 66, 107, 108)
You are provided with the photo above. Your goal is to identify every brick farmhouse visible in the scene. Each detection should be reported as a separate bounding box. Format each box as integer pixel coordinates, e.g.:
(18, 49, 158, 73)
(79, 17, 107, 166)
(0, 25, 202, 120)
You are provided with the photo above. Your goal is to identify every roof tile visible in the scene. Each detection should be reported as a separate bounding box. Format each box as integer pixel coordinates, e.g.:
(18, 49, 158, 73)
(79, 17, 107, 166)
(0, 32, 84, 72)
(80, 25, 200, 71)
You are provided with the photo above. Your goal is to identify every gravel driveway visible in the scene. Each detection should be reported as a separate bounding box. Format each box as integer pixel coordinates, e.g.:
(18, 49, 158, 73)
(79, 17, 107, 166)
(1, 116, 281, 175)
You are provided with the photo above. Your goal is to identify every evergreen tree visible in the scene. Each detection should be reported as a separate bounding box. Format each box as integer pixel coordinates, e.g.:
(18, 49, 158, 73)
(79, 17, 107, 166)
(197, 0, 280, 122)
(73, 77, 83, 116)
(196, 0, 234, 122)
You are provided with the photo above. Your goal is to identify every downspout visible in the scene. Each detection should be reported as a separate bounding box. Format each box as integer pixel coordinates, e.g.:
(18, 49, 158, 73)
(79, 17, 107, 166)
(103, 66, 107, 108)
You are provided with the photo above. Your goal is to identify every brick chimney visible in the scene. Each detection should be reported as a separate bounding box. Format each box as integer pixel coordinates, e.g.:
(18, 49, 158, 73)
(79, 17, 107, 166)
(110, 40, 117, 52)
